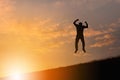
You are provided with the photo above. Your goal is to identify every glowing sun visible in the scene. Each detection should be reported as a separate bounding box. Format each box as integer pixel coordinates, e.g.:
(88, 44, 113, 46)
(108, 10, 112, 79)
(10, 72, 24, 80)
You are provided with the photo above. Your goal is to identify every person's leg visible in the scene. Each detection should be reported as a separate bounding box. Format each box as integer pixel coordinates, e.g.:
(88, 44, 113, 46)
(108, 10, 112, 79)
(75, 37, 79, 53)
(80, 37, 86, 53)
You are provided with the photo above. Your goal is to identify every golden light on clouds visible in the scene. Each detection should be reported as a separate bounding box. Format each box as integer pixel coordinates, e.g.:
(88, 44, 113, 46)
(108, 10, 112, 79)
(0, 8, 73, 77)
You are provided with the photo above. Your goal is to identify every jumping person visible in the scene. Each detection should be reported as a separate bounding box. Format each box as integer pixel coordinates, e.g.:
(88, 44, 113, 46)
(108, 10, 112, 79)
(73, 19, 88, 53)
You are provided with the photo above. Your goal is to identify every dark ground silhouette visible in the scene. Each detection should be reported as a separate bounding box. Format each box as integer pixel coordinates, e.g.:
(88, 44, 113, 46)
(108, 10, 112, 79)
(73, 19, 88, 53)
(1, 57, 120, 80)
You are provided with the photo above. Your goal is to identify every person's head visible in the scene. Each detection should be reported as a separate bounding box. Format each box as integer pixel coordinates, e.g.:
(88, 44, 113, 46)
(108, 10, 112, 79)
(79, 22, 82, 26)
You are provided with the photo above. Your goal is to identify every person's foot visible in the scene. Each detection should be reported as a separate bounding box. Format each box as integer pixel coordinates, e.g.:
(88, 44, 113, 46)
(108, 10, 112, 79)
(74, 49, 78, 53)
(83, 49, 86, 53)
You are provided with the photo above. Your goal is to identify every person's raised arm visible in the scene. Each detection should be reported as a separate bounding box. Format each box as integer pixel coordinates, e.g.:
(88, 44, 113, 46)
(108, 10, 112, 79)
(84, 21, 88, 28)
(73, 19, 79, 26)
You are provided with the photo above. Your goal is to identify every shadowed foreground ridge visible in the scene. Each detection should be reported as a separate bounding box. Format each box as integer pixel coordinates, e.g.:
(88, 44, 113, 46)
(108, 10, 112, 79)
(1, 57, 120, 80)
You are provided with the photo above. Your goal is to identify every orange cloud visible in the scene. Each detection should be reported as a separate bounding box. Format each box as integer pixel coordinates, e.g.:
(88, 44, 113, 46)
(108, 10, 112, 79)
(90, 34, 115, 48)
(89, 19, 120, 48)
(85, 28, 103, 37)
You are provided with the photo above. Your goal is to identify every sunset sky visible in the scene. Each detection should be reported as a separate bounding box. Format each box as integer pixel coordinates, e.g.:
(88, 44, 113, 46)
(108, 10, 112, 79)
(0, 0, 120, 77)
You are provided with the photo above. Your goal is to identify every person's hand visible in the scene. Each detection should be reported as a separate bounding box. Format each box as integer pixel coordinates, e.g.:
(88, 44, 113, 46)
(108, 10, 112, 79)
(85, 21, 87, 23)
(76, 19, 79, 21)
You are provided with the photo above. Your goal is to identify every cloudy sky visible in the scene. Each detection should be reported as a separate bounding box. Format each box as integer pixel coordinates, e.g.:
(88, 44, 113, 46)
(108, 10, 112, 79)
(0, 0, 120, 77)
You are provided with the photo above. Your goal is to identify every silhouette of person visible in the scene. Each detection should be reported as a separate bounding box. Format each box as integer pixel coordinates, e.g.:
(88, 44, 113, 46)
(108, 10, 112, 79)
(73, 19, 88, 53)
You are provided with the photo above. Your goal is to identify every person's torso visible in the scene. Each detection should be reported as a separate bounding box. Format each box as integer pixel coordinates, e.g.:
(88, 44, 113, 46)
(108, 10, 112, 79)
(76, 25, 84, 36)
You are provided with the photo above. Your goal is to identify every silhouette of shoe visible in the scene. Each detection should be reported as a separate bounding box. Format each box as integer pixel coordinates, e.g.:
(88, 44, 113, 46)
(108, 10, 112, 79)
(74, 49, 78, 53)
(83, 49, 86, 53)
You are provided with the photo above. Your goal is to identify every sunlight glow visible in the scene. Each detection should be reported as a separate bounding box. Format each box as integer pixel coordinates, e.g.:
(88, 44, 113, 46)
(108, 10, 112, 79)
(2, 49, 33, 79)
(10, 73, 23, 80)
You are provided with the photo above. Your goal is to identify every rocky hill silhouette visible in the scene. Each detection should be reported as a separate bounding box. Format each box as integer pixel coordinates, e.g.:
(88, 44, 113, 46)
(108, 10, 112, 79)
(1, 56, 120, 80)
